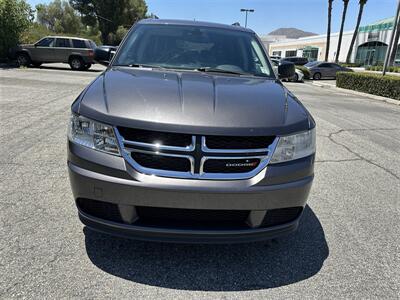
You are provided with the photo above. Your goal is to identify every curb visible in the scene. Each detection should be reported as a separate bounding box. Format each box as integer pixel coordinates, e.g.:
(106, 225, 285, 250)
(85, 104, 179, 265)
(310, 81, 400, 106)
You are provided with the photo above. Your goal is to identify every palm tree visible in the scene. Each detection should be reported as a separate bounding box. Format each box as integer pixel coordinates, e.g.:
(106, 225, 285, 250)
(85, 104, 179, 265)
(325, 0, 334, 61)
(346, 0, 368, 63)
(335, 0, 350, 62)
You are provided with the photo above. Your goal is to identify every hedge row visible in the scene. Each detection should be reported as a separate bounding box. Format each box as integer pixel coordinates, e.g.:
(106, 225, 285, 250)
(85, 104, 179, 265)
(336, 72, 400, 100)
(296, 66, 311, 79)
(339, 63, 363, 68)
(365, 65, 400, 73)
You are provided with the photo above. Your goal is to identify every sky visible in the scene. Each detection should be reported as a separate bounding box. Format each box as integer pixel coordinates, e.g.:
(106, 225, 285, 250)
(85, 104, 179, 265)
(27, 0, 398, 36)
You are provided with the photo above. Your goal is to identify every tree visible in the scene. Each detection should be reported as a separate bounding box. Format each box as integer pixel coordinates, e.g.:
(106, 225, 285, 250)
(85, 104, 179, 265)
(36, 0, 83, 34)
(335, 0, 349, 63)
(0, 0, 33, 58)
(346, 0, 368, 63)
(69, 0, 147, 44)
(325, 0, 334, 61)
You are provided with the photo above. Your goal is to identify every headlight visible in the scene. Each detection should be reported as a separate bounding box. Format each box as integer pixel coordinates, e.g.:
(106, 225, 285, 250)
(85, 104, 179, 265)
(68, 114, 120, 155)
(270, 128, 316, 163)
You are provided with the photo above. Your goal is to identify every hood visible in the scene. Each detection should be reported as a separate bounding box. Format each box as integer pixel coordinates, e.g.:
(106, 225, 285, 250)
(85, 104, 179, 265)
(78, 67, 311, 136)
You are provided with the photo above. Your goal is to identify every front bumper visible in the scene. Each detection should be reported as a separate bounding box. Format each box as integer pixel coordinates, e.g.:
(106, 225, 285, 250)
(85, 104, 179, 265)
(68, 142, 314, 243)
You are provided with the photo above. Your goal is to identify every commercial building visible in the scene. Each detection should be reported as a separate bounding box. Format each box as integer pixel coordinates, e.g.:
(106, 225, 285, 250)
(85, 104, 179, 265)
(268, 17, 399, 65)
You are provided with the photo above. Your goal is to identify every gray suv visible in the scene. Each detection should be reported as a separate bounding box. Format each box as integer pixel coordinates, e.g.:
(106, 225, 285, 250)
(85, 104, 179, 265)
(68, 19, 316, 243)
(11, 36, 96, 70)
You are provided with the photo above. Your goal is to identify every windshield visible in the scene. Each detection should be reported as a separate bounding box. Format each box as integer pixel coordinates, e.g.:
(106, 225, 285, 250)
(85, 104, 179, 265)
(113, 24, 274, 77)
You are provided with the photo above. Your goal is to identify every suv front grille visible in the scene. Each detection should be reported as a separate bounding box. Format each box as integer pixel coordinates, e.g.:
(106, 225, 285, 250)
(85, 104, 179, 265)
(131, 152, 191, 172)
(135, 206, 250, 229)
(205, 135, 276, 150)
(115, 127, 277, 180)
(118, 127, 193, 148)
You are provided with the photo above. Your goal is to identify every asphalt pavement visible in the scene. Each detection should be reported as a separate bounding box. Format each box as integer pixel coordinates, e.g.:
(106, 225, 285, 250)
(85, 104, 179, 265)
(0, 63, 399, 299)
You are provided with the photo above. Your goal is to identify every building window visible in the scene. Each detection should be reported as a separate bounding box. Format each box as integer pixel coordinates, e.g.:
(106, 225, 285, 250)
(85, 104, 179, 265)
(285, 50, 297, 57)
(355, 41, 388, 66)
(272, 51, 281, 56)
(302, 47, 319, 61)
(368, 31, 379, 41)
(395, 44, 400, 62)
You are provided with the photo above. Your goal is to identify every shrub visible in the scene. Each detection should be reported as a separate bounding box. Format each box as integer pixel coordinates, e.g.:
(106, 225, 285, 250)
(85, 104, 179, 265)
(20, 22, 102, 45)
(339, 63, 362, 68)
(365, 65, 400, 73)
(0, 0, 33, 58)
(296, 66, 310, 80)
(336, 72, 400, 100)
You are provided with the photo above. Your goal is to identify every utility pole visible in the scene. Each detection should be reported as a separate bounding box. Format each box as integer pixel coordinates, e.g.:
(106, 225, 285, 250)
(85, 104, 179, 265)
(383, 0, 400, 76)
(240, 8, 254, 28)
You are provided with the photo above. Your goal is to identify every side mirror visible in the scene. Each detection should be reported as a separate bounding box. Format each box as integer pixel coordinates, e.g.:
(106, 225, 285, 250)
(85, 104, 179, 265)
(278, 61, 295, 79)
(94, 48, 112, 66)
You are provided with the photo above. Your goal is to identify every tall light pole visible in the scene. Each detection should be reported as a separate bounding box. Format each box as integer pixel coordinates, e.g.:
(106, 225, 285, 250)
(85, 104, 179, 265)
(240, 8, 254, 28)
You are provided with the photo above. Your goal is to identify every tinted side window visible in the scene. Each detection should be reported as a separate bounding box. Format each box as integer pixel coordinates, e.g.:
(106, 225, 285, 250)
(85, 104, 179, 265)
(55, 38, 71, 48)
(36, 38, 55, 47)
(89, 40, 97, 49)
(319, 63, 330, 68)
(72, 39, 87, 48)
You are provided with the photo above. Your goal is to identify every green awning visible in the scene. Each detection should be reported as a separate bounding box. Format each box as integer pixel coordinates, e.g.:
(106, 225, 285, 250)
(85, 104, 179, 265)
(359, 17, 395, 32)
(302, 46, 319, 50)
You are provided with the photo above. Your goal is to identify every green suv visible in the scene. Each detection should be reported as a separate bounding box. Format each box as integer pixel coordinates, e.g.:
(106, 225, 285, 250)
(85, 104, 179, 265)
(10, 36, 96, 71)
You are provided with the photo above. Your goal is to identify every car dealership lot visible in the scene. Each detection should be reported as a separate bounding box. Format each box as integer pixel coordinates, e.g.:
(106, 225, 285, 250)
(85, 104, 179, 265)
(0, 64, 399, 299)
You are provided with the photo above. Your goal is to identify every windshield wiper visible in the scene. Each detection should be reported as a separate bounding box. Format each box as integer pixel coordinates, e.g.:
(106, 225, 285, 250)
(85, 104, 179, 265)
(195, 67, 269, 77)
(195, 67, 247, 75)
(116, 63, 166, 70)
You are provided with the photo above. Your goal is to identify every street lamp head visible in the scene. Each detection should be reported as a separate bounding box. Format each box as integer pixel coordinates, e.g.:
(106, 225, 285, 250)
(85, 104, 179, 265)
(240, 8, 255, 12)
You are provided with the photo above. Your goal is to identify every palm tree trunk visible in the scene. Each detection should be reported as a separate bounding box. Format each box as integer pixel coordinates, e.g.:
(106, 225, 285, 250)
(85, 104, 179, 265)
(346, 0, 367, 63)
(325, 0, 333, 61)
(335, 0, 349, 63)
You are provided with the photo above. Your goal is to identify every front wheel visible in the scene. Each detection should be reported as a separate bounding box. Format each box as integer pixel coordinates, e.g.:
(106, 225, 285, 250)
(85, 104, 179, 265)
(69, 57, 84, 70)
(313, 72, 322, 80)
(16, 53, 31, 67)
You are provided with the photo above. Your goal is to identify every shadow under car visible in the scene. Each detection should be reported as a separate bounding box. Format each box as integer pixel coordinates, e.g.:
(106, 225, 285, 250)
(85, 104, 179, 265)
(84, 205, 328, 291)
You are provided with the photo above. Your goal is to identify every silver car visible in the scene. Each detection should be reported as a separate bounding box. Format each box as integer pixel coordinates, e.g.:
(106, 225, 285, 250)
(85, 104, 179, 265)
(68, 19, 315, 243)
(305, 61, 352, 80)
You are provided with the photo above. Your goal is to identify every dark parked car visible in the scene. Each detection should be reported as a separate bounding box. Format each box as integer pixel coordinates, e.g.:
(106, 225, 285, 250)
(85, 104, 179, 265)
(281, 56, 309, 66)
(68, 19, 315, 243)
(98, 45, 118, 52)
(9, 36, 96, 70)
(271, 59, 304, 82)
(305, 61, 353, 80)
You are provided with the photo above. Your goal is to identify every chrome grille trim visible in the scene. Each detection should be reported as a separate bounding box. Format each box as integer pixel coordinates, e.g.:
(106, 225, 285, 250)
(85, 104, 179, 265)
(124, 148, 195, 175)
(121, 136, 196, 152)
(114, 127, 279, 180)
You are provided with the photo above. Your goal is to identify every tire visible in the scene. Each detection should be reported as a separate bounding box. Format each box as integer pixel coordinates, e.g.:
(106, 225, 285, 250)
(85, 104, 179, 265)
(69, 57, 84, 70)
(16, 53, 31, 67)
(293, 73, 299, 82)
(32, 62, 42, 68)
(313, 72, 322, 80)
(83, 63, 92, 70)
